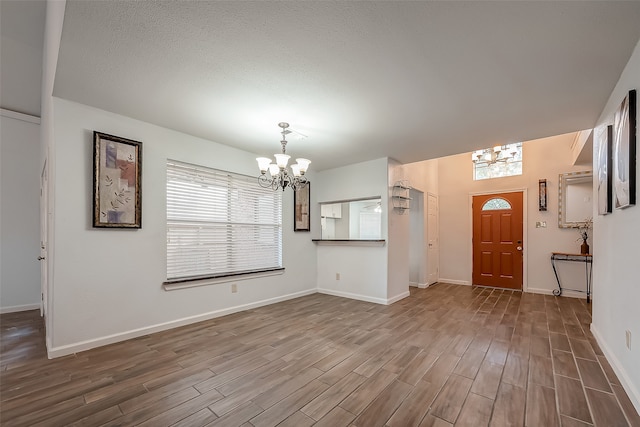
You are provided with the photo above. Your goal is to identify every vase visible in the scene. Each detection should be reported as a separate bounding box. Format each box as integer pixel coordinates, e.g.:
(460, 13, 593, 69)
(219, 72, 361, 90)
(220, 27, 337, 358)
(580, 240, 589, 255)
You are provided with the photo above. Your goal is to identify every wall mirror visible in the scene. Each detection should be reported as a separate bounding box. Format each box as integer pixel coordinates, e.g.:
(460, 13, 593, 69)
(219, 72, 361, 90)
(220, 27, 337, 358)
(320, 197, 382, 239)
(558, 171, 593, 228)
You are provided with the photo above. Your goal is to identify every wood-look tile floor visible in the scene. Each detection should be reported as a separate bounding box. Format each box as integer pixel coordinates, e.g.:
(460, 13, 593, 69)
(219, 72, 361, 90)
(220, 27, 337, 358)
(2, 284, 639, 426)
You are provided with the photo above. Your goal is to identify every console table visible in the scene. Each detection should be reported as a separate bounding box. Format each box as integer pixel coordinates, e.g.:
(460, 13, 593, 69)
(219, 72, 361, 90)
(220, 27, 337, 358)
(550, 252, 593, 303)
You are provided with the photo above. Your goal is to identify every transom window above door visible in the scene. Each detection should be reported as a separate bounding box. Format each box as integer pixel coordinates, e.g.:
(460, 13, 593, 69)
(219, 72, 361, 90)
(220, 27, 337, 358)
(472, 143, 523, 180)
(482, 198, 512, 210)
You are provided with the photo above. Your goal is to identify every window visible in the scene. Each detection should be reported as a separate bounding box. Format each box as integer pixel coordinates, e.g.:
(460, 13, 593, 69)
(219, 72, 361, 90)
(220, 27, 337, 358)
(473, 143, 523, 180)
(166, 160, 282, 282)
(359, 212, 382, 239)
(482, 198, 512, 211)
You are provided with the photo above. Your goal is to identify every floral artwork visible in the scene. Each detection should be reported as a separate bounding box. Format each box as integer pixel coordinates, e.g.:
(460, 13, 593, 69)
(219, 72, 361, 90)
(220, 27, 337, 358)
(93, 132, 142, 228)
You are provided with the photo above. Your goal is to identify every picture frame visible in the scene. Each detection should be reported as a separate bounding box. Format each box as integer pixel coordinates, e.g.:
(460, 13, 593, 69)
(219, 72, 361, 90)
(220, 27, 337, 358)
(294, 182, 310, 231)
(613, 89, 636, 209)
(538, 179, 547, 211)
(93, 131, 142, 228)
(595, 124, 613, 215)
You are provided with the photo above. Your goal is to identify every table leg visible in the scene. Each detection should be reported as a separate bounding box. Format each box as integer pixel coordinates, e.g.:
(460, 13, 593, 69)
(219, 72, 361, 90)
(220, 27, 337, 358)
(586, 259, 592, 303)
(551, 256, 562, 296)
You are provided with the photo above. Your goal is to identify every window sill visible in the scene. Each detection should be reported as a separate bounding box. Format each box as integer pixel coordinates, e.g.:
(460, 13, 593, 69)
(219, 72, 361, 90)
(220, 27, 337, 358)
(312, 239, 386, 247)
(163, 268, 285, 291)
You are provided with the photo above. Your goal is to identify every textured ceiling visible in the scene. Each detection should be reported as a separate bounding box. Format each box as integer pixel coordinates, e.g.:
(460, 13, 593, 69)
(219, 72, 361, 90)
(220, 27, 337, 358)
(0, 0, 46, 117)
(53, 1, 640, 171)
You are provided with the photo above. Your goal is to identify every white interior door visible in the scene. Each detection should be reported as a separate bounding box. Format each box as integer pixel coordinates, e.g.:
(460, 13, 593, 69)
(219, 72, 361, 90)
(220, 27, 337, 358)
(427, 193, 439, 285)
(40, 161, 48, 317)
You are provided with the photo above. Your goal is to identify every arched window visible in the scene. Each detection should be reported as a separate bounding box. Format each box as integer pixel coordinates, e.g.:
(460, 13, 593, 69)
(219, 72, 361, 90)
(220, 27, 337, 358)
(482, 198, 512, 211)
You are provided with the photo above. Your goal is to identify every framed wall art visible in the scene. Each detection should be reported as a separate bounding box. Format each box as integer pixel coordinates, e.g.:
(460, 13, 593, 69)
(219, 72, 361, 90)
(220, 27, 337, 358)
(595, 124, 613, 215)
(613, 89, 636, 209)
(93, 131, 142, 228)
(538, 179, 547, 211)
(294, 183, 310, 231)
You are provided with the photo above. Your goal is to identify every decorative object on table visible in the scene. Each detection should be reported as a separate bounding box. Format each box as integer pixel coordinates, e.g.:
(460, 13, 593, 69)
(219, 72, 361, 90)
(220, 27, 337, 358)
(538, 179, 547, 211)
(613, 89, 636, 209)
(293, 182, 310, 232)
(595, 124, 613, 215)
(577, 218, 592, 255)
(93, 131, 142, 228)
(256, 122, 311, 191)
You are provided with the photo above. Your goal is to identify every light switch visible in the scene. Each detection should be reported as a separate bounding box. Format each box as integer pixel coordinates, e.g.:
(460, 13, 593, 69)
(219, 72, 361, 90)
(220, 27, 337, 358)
(536, 221, 547, 228)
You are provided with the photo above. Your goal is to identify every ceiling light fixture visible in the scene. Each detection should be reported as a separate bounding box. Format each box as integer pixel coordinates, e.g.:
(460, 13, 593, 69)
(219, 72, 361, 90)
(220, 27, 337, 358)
(472, 144, 519, 166)
(256, 122, 311, 191)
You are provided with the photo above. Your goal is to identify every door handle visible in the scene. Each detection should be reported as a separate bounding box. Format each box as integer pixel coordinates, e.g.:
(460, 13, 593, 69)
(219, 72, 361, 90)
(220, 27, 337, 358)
(37, 256, 45, 260)
(516, 246, 522, 251)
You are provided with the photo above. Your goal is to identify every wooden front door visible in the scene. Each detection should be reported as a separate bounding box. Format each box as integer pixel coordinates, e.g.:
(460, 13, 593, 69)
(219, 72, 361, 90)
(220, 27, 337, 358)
(472, 192, 523, 290)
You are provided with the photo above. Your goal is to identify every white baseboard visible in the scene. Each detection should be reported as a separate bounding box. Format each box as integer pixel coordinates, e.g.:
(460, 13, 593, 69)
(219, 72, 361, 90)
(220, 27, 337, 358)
(410, 282, 429, 289)
(47, 289, 316, 359)
(526, 287, 586, 299)
(438, 279, 471, 286)
(0, 303, 40, 314)
(387, 291, 410, 305)
(317, 288, 409, 306)
(591, 324, 640, 415)
(317, 288, 387, 305)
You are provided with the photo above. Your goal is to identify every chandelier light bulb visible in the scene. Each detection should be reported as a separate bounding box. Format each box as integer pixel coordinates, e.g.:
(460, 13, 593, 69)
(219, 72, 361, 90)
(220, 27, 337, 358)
(256, 157, 272, 174)
(268, 163, 280, 176)
(296, 158, 311, 174)
(274, 154, 290, 169)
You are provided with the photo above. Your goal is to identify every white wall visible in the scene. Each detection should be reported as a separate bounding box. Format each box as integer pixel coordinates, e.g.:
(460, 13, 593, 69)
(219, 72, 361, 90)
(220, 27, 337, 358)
(387, 159, 410, 301)
(437, 133, 591, 293)
(48, 98, 317, 355)
(591, 38, 640, 412)
(0, 112, 42, 312)
(315, 158, 390, 303)
(405, 158, 439, 195)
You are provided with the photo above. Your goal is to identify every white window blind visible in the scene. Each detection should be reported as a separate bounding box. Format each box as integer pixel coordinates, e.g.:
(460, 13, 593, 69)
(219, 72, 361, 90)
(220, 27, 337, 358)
(166, 160, 282, 282)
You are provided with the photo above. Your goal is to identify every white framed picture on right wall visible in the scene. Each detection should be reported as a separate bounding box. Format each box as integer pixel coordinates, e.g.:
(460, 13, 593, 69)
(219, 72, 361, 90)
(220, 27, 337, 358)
(613, 89, 637, 209)
(595, 124, 613, 215)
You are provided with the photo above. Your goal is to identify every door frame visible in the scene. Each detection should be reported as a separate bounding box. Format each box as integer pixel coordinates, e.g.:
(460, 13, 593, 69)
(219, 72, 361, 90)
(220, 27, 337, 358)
(40, 160, 48, 317)
(468, 188, 528, 292)
(426, 192, 439, 286)
(408, 188, 426, 288)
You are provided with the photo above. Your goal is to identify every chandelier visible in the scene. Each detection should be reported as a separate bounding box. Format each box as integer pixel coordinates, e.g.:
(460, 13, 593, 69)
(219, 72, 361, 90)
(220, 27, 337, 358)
(256, 122, 311, 191)
(472, 144, 519, 166)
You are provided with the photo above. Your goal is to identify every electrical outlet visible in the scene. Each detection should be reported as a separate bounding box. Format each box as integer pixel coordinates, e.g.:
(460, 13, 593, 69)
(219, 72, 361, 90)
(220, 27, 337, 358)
(231, 283, 238, 293)
(336, 273, 340, 280)
(626, 330, 631, 350)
